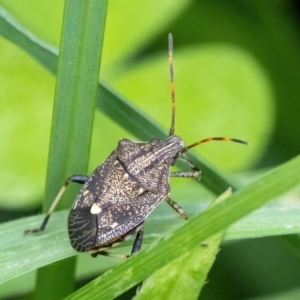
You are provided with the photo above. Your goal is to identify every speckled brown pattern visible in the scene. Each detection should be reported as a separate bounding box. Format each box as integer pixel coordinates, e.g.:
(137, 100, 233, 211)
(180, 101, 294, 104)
(68, 136, 184, 252)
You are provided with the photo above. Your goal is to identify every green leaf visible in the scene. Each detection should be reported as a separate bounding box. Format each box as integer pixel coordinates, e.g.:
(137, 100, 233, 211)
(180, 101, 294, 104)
(1, 185, 300, 286)
(31, 0, 107, 299)
(135, 188, 232, 300)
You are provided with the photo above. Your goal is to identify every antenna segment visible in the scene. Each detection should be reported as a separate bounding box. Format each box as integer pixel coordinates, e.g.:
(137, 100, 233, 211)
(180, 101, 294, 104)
(168, 33, 175, 136)
(179, 137, 248, 155)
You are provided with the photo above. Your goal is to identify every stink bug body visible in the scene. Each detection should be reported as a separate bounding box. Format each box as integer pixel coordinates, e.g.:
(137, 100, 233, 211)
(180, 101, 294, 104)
(25, 34, 247, 258)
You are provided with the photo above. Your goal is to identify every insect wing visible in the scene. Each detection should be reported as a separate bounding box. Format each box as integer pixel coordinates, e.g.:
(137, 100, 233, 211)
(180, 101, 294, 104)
(68, 207, 98, 251)
(92, 156, 166, 245)
(68, 152, 166, 252)
(95, 190, 164, 246)
(68, 151, 117, 251)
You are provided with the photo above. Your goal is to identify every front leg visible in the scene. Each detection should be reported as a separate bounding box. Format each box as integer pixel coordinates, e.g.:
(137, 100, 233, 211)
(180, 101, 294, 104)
(177, 153, 200, 172)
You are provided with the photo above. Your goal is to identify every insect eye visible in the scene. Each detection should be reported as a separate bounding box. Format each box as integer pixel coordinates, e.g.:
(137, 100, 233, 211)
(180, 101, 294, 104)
(165, 157, 175, 166)
(151, 138, 160, 145)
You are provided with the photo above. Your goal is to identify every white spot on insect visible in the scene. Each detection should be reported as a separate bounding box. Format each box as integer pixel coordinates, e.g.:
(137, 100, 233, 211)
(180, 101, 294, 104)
(83, 190, 89, 195)
(138, 188, 144, 194)
(90, 203, 102, 214)
(110, 222, 119, 228)
(123, 173, 129, 179)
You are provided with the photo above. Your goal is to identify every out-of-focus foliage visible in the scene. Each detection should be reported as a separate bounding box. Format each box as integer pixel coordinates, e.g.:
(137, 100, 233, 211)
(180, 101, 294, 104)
(1, 0, 300, 299)
(0, 0, 279, 207)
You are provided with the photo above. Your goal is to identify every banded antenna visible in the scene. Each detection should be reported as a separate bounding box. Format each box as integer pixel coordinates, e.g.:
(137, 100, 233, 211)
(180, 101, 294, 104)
(167, 33, 248, 151)
(180, 137, 248, 155)
(168, 33, 175, 136)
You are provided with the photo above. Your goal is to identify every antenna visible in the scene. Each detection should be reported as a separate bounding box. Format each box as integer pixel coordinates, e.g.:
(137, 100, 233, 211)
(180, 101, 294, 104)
(179, 137, 248, 155)
(167, 34, 248, 151)
(168, 33, 175, 136)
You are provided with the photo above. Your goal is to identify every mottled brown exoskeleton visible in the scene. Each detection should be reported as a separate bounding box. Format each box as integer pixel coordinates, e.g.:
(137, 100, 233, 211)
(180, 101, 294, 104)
(25, 34, 247, 258)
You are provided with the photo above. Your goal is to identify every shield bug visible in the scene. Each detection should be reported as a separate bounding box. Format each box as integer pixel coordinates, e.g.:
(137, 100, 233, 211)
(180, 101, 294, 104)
(25, 33, 247, 258)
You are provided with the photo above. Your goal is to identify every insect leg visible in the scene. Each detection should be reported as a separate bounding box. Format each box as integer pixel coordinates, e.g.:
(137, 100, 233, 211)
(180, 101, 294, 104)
(165, 196, 188, 220)
(131, 225, 144, 254)
(170, 170, 201, 179)
(177, 153, 199, 171)
(24, 175, 89, 234)
(91, 251, 130, 259)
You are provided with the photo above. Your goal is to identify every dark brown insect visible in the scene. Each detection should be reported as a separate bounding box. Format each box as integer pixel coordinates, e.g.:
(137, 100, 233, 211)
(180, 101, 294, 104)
(25, 34, 247, 258)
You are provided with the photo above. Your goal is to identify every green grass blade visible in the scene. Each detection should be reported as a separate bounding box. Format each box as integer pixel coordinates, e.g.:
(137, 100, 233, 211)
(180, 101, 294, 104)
(0, 6, 241, 194)
(30, 0, 107, 299)
(43, 0, 107, 210)
(1, 193, 300, 286)
(135, 189, 232, 300)
(65, 154, 300, 299)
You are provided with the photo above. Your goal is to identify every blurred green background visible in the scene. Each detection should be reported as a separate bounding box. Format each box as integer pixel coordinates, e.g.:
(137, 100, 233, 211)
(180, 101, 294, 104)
(0, 0, 300, 299)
